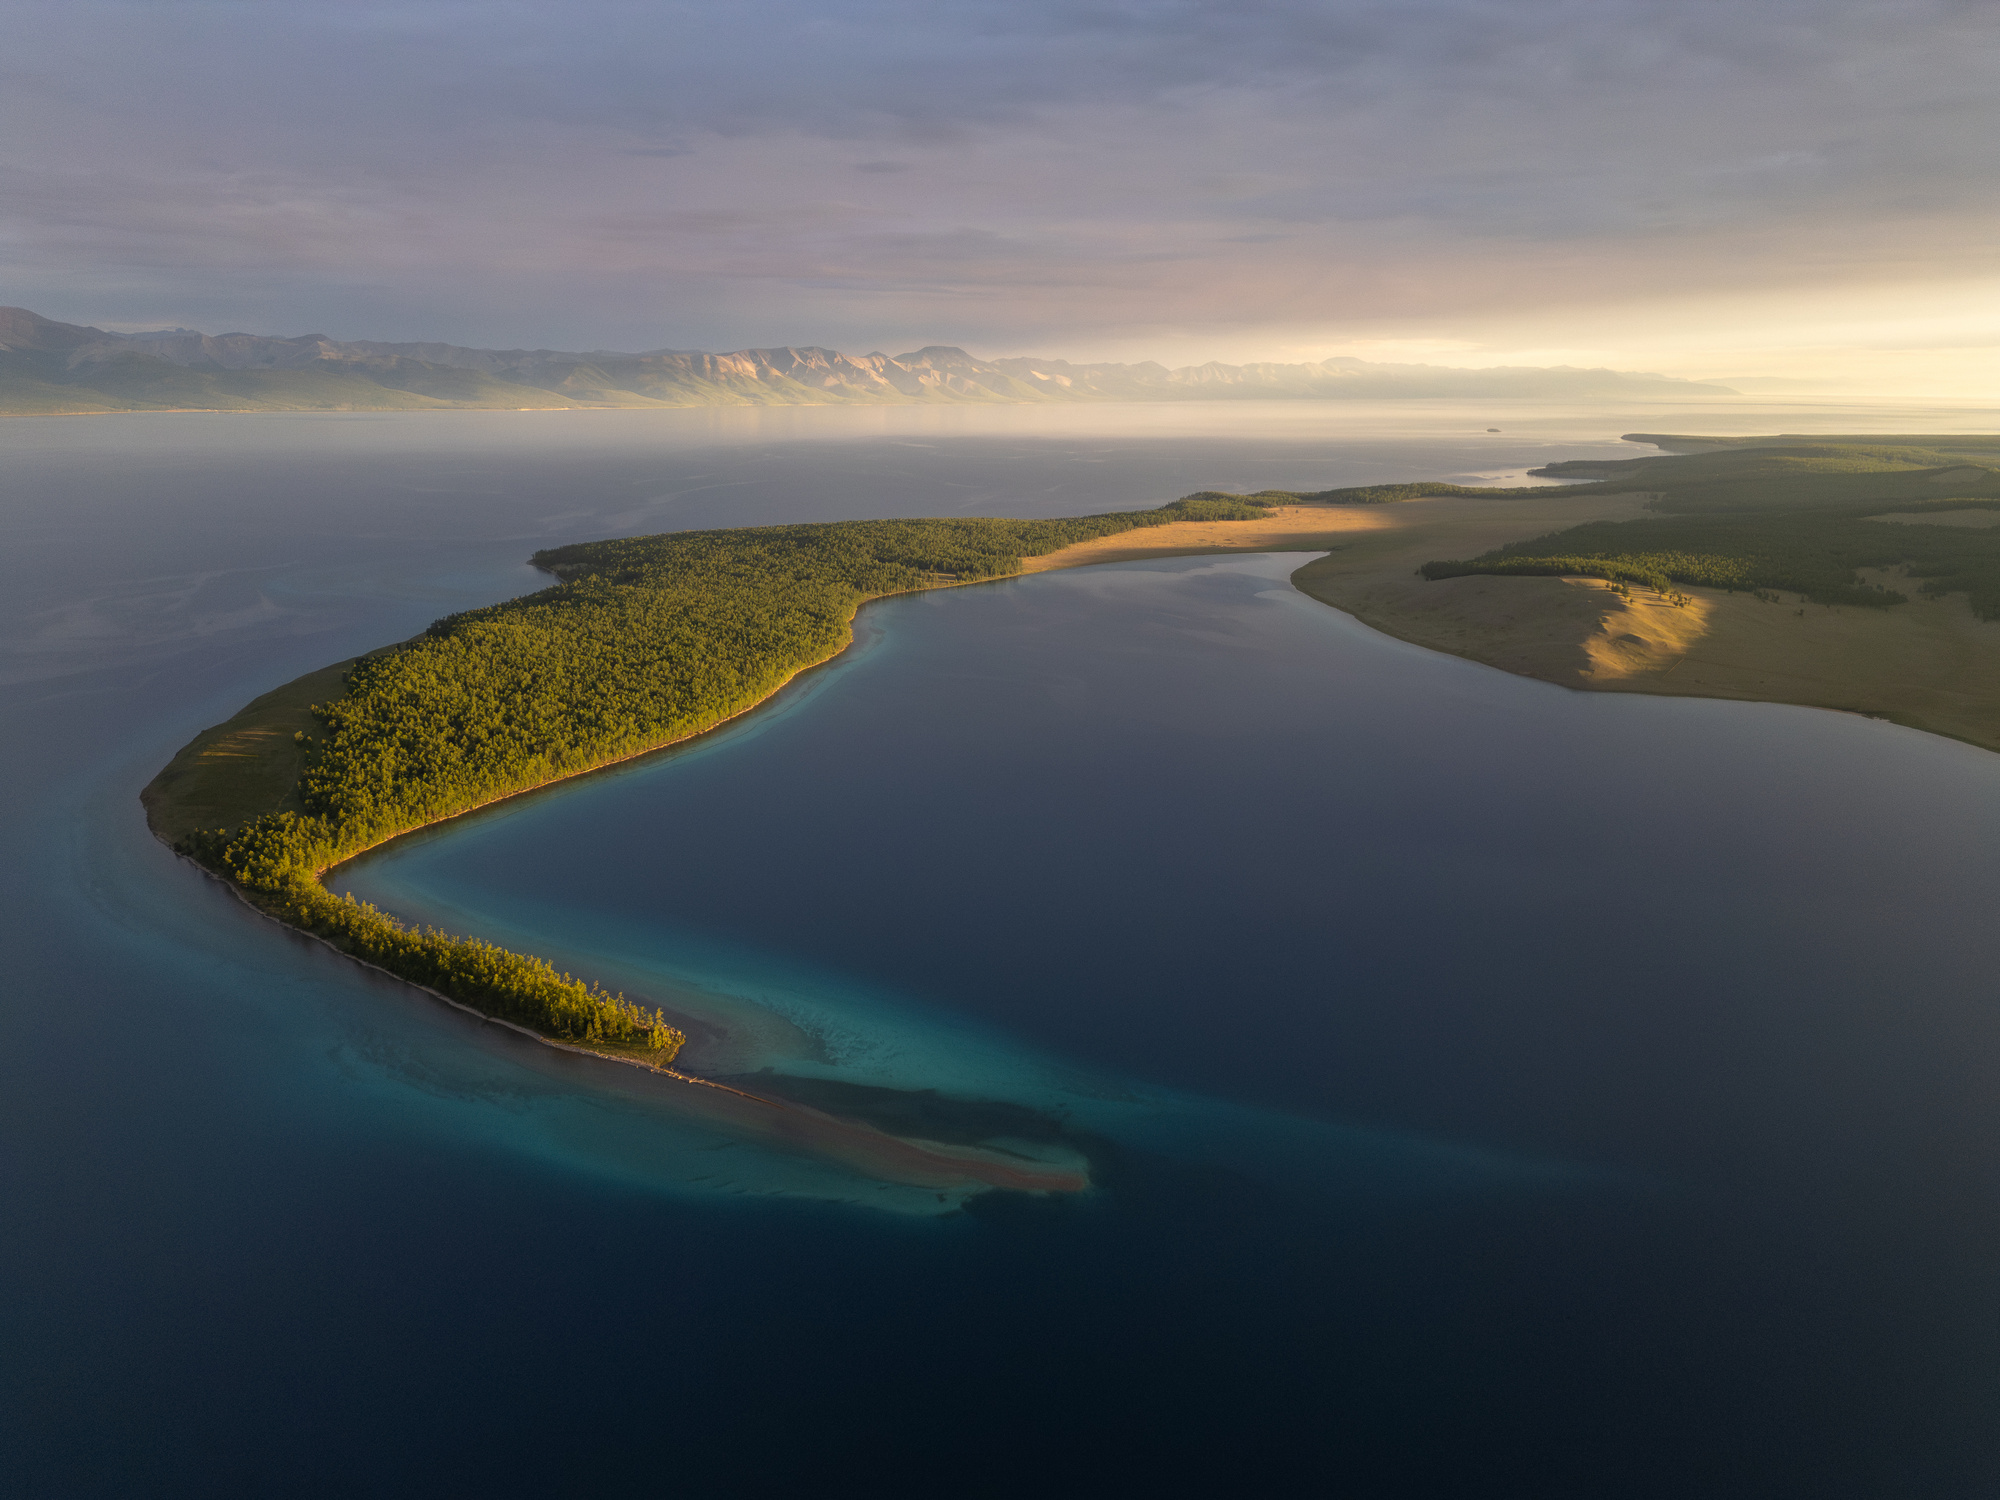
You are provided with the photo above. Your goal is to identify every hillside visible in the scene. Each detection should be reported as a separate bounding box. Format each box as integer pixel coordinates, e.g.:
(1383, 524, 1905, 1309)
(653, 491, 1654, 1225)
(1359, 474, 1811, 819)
(0, 306, 1737, 415)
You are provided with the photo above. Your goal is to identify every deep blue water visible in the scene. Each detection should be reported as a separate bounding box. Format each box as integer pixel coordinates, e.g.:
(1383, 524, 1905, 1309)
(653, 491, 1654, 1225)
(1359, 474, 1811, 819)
(5, 405, 2000, 1497)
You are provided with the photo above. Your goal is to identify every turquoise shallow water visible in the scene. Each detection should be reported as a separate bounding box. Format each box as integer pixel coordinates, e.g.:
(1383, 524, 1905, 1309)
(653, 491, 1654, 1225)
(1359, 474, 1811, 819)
(7, 404, 2000, 1496)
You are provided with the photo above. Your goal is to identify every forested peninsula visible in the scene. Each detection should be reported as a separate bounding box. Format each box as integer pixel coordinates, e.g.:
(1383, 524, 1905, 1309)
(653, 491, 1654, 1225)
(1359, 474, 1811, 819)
(145, 496, 1269, 1072)
(148, 433, 2000, 1087)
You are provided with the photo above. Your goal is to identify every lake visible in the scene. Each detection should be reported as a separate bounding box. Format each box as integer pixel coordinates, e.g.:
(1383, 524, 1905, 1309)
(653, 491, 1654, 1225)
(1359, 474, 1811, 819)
(4, 401, 1999, 1496)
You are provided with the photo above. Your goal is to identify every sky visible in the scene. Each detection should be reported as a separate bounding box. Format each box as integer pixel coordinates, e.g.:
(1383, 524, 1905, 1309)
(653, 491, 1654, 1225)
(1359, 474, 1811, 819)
(5, 0, 1998, 390)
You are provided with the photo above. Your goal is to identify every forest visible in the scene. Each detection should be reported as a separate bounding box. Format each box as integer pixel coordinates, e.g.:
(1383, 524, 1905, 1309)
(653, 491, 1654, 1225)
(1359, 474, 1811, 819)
(174, 497, 1269, 1061)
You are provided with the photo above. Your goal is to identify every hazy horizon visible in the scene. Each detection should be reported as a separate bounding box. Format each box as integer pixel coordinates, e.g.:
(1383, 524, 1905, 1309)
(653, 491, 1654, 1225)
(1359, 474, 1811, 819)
(7, 2, 1998, 398)
(13, 302, 1737, 384)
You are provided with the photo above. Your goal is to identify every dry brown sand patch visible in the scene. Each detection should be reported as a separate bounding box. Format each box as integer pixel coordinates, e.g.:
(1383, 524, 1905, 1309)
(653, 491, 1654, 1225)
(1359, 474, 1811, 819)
(1570, 580, 1714, 680)
(1028, 490, 1657, 575)
(1020, 504, 1400, 572)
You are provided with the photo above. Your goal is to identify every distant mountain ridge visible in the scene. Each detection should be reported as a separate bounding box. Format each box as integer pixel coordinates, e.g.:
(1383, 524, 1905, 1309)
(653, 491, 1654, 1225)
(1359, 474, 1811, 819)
(0, 306, 1738, 414)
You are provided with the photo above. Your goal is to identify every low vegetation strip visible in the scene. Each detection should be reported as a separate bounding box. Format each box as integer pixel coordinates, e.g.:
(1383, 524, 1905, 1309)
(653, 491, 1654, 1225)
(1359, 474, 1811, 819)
(163, 498, 1269, 1061)
(1423, 508, 2000, 612)
(1420, 441, 2000, 615)
(1420, 552, 1751, 597)
(1528, 443, 2000, 514)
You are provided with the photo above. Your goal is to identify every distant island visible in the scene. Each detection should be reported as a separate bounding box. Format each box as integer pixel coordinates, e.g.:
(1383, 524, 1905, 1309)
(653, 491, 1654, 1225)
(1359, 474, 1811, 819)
(2, 305, 1737, 415)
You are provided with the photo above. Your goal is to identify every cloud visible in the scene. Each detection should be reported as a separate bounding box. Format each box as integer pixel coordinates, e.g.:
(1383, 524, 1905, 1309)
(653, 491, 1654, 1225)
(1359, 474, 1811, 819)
(2, 0, 1996, 383)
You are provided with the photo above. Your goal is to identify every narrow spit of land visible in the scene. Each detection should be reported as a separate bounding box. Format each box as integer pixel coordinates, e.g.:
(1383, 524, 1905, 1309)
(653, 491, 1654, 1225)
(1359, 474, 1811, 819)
(145, 496, 1287, 1196)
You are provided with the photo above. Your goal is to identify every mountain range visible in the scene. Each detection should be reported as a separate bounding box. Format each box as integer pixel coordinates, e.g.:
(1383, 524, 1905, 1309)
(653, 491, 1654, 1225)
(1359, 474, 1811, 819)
(0, 306, 1737, 414)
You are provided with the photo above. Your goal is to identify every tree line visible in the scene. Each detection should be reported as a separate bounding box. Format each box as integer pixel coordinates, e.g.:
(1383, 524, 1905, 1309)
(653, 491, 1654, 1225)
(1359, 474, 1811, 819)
(1420, 502, 2000, 614)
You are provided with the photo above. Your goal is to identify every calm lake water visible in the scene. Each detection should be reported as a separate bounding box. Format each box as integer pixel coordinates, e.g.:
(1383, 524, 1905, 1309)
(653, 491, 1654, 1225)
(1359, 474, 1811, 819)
(4, 401, 1999, 1496)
